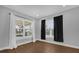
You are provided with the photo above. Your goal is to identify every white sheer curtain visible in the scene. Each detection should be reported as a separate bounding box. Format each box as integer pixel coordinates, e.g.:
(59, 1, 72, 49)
(46, 19, 54, 41)
(9, 13, 16, 48)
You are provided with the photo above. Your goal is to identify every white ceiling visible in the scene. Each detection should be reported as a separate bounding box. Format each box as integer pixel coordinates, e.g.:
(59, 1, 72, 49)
(3, 5, 79, 19)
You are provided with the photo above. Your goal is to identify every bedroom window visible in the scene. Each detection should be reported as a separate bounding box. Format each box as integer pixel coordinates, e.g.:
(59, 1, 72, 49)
(46, 19, 54, 38)
(24, 20, 32, 36)
(16, 20, 23, 37)
(16, 19, 32, 37)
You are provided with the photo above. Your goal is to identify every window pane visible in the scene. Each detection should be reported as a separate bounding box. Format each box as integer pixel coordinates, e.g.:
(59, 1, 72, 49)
(46, 19, 54, 37)
(16, 20, 23, 37)
(46, 29, 50, 35)
(24, 20, 32, 36)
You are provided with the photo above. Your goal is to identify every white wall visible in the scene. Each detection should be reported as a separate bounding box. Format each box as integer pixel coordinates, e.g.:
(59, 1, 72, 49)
(35, 20, 41, 40)
(0, 6, 10, 49)
(37, 7, 79, 47)
(52, 7, 79, 46)
(63, 7, 79, 46)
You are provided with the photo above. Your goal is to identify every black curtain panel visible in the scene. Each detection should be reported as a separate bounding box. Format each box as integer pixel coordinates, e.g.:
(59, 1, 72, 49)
(41, 20, 46, 40)
(54, 15, 63, 42)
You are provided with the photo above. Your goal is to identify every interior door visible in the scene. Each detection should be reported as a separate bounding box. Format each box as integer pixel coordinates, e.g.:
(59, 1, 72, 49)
(54, 15, 63, 42)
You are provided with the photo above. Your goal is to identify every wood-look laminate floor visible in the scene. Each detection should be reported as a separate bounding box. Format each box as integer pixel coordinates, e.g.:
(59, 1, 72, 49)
(0, 41, 79, 53)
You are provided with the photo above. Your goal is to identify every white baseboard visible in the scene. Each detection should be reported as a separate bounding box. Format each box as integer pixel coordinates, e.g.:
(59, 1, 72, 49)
(33, 39, 36, 42)
(0, 41, 33, 51)
(17, 40, 33, 47)
(0, 40, 33, 51)
(38, 40, 79, 49)
(0, 46, 10, 51)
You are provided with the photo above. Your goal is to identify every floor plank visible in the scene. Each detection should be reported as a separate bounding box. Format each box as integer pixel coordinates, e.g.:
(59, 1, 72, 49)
(0, 41, 79, 53)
